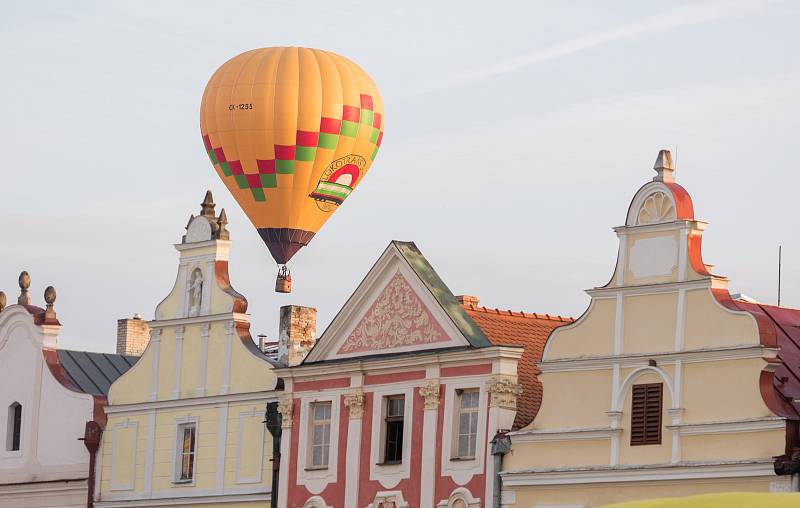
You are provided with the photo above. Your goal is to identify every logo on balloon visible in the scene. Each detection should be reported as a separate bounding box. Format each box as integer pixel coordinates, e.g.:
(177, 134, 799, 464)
(310, 154, 366, 212)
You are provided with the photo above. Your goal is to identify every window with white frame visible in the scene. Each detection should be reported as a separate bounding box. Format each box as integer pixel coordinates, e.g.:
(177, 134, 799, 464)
(175, 422, 197, 482)
(454, 389, 479, 459)
(382, 395, 405, 464)
(6, 402, 21, 452)
(309, 401, 332, 469)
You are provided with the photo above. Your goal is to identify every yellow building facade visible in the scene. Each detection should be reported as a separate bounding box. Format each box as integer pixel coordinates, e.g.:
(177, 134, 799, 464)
(95, 193, 281, 507)
(500, 151, 800, 507)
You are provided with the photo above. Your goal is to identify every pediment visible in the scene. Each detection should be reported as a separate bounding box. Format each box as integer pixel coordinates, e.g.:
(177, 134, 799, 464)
(306, 242, 479, 363)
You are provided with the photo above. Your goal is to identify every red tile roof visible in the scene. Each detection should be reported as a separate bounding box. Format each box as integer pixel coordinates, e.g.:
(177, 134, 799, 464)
(463, 304, 574, 430)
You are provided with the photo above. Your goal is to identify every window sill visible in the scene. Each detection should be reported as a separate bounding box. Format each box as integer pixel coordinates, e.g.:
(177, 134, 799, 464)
(171, 479, 195, 486)
(449, 456, 476, 462)
(375, 460, 403, 466)
(304, 466, 329, 471)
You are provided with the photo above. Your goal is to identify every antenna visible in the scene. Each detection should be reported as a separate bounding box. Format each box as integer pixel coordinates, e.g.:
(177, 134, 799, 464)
(778, 245, 782, 307)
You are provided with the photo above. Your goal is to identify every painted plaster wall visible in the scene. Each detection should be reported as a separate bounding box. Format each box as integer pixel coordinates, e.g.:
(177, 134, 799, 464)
(507, 476, 783, 508)
(533, 369, 614, 429)
(545, 298, 615, 359)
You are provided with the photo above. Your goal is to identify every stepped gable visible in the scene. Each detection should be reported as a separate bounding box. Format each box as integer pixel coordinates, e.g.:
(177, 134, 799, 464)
(464, 303, 574, 429)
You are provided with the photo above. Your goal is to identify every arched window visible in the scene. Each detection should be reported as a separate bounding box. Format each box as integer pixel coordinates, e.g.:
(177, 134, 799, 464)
(6, 402, 21, 451)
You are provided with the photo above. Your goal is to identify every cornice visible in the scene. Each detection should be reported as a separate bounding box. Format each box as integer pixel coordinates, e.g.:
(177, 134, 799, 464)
(500, 459, 775, 486)
(666, 417, 785, 436)
(147, 312, 249, 329)
(509, 427, 620, 443)
(586, 278, 712, 298)
(539, 345, 777, 372)
(274, 346, 522, 380)
(105, 390, 279, 415)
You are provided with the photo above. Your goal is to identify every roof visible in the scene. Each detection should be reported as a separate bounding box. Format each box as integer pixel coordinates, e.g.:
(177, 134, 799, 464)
(394, 241, 492, 348)
(56, 349, 139, 396)
(729, 298, 800, 419)
(464, 304, 574, 430)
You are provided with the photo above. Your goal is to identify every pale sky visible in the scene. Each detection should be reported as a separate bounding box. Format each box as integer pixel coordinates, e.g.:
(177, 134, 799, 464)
(2, 0, 798, 352)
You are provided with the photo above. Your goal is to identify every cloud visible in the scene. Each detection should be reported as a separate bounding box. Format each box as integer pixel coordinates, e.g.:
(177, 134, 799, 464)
(406, 0, 782, 95)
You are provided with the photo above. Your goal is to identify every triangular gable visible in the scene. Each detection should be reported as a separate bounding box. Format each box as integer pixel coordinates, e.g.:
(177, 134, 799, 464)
(305, 241, 490, 363)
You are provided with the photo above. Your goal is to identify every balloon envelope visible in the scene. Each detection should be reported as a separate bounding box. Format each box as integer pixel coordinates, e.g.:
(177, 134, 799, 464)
(200, 47, 384, 264)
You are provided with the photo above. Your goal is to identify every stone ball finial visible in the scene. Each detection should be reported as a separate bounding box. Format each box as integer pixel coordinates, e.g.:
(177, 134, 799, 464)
(18, 271, 31, 305)
(44, 286, 56, 306)
(0, 291, 6, 312)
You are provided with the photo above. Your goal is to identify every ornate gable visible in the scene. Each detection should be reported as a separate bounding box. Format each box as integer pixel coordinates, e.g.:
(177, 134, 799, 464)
(305, 241, 489, 363)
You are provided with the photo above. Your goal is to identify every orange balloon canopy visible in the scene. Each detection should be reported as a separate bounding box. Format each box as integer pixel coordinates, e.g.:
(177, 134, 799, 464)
(200, 47, 384, 265)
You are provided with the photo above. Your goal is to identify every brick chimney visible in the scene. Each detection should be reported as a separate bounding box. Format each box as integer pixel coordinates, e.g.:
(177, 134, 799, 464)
(456, 295, 480, 307)
(278, 305, 316, 366)
(116, 313, 150, 356)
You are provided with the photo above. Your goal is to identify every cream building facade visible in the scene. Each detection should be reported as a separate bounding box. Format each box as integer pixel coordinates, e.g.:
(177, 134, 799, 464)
(500, 151, 800, 507)
(95, 192, 282, 507)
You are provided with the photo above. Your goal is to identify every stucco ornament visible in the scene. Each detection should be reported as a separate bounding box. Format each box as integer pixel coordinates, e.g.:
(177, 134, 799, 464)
(344, 389, 365, 418)
(277, 395, 294, 428)
(338, 271, 448, 354)
(637, 191, 675, 225)
(419, 379, 441, 410)
(486, 375, 523, 409)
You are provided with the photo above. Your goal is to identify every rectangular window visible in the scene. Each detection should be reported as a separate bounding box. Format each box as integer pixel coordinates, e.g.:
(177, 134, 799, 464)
(383, 395, 404, 464)
(6, 403, 21, 452)
(175, 423, 196, 482)
(630, 383, 662, 445)
(456, 389, 479, 459)
(309, 402, 332, 469)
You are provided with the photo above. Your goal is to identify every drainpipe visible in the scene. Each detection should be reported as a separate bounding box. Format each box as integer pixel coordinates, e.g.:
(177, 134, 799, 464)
(265, 402, 282, 508)
(79, 421, 103, 508)
(490, 431, 512, 508)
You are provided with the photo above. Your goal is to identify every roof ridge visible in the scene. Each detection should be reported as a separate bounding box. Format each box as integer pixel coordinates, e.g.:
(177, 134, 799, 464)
(466, 304, 574, 322)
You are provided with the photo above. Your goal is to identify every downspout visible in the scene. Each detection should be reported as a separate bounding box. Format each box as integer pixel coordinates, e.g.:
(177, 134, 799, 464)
(80, 421, 103, 508)
(265, 401, 282, 508)
(774, 419, 800, 490)
(490, 431, 511, 508)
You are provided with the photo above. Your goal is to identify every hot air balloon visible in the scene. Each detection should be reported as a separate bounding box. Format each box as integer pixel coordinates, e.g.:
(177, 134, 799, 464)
(200, 47, 384, 293)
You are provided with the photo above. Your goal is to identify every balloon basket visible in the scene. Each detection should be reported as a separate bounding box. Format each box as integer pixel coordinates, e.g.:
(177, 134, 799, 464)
(275, 266, 292, 294)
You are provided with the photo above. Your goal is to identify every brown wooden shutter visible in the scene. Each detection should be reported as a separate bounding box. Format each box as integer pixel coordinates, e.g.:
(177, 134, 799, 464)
(630, 383, 662, 445)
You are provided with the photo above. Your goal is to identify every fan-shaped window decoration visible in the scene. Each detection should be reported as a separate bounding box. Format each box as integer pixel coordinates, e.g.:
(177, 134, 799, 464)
(637, 192, 675, 225)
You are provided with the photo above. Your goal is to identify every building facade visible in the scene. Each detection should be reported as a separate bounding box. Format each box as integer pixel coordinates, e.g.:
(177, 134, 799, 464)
(274, 241, 572, 508)
(500, 151, 800, 507)
(0, 274, 136, 507)
(95, 193, 282, 507)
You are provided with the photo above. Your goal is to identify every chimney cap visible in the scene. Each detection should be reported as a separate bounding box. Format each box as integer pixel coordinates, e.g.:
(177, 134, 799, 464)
(133, 312, 143, 320)
(456, 295, 480, 307)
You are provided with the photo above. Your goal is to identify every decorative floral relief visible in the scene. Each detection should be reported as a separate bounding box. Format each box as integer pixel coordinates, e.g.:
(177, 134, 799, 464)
(338, 271, 449, 354)
(637, 192, 676, 225)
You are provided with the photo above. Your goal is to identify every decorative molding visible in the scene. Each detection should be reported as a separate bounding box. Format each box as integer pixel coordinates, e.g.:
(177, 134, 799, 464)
(586, 278, 710, 298)
(303, 495, 332, 508)
(148, 329, 162, 402)
(105, 391, 278, 415)
(666, 417, 785, 436)
(172, 326, 185, 400)
(539, 345, 777, 373)
(148, 312, 249, 330)
(343, 389, 365, 419)
(419, 379, 441, 410)
(235, 407, 265, 484)
(636, 191, 676, 225)
(221, 320, 234, 395)
(486, 376, 522, 409)
(171, 415, 199, 485)
(510, 427, 621, 443)
(144, 410, 156, 495)
(436, 486, 481, 508)
(277, 396, 293, 429)
(440, 377, 489, 485)
(501, 460, 776, 486)
(367, 490, 409, 508)
(215, 403, 228, 490)
(94, 488, 268, 507)
(196, 323, 209, 397)
(110, 419, 138, 491)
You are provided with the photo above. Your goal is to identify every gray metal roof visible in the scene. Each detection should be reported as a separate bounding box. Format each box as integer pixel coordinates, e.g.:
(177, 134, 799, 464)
(57, 350, 139, 396)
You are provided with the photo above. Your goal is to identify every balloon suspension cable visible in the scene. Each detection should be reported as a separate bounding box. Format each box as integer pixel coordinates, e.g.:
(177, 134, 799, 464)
(275, 265, 292, 294)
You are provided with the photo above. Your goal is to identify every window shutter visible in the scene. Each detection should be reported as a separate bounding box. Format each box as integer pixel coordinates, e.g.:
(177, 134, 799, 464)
(630, 383, 662, 445)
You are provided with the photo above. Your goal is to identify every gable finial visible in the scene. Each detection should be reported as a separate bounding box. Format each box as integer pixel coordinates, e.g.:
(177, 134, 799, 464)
(44, 286, 57, 322)
(217, 208, 230, 240)
(201, 190, 216, 218)
(653, 149, 675, 183)
(18, 271, 30, 305)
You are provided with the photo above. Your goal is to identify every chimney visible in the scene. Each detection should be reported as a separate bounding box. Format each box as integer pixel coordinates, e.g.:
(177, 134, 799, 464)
(456, 295, 480, 308)
(116, 313, 150, 356)
(278, 305, 317, 366)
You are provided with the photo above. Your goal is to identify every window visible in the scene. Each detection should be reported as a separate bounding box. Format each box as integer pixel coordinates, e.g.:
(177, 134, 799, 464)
(383, 396, 404, 464)
(6, 402, 21, 452)
(175, 423, 197, 482)
(630, 383, 662, 445)
(455, 389, 479, 459)
(309, 402, 332, 469)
